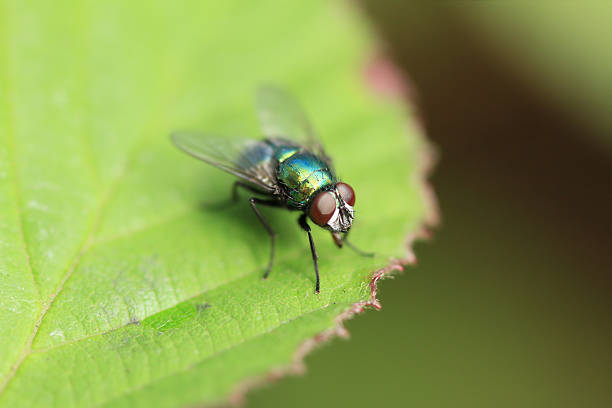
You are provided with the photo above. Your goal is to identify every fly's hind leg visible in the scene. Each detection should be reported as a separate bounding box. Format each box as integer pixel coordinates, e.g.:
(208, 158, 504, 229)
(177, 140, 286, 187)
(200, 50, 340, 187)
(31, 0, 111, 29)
(248, 197, 283, 280)
(202, 181, 255, 210)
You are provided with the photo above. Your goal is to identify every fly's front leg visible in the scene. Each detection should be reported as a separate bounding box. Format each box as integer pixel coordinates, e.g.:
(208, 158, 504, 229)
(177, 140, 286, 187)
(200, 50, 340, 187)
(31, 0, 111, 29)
(249, 197, 281, 279)
(332, 230, 374, 257)
(298, 214, 320, 293)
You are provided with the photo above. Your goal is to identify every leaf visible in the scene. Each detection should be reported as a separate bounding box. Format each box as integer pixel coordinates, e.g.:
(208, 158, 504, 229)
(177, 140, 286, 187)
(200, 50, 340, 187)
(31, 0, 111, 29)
(0, 1, 433, 407)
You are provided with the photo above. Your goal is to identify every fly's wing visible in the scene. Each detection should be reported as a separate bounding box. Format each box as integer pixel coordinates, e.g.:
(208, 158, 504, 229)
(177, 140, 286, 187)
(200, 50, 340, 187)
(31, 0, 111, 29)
(256, 85, 334, 168)
(171, 132, 277, 193)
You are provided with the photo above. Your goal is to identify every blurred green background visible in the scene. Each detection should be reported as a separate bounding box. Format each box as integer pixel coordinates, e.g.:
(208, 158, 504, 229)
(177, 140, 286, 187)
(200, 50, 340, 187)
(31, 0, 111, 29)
(247, 2, 612, 407)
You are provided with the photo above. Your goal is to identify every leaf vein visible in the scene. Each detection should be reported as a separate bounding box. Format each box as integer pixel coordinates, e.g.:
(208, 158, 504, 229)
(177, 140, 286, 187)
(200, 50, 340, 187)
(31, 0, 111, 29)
(0, 138, 152, 396)
(94, 305, 337, 408)
(0, 0, 41, 302)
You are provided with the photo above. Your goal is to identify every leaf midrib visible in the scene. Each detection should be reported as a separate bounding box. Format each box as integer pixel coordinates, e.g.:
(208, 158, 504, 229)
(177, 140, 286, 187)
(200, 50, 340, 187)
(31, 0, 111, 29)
(1, 0, 41, 303)
(0, 45, 173, 400)
(0, 143, 136, 395)
(0, 0, 204, 393)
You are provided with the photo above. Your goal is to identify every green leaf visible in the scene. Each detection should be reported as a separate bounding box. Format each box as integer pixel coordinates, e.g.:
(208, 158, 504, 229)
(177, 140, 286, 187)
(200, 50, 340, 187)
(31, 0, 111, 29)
(0, 1, 433, 407)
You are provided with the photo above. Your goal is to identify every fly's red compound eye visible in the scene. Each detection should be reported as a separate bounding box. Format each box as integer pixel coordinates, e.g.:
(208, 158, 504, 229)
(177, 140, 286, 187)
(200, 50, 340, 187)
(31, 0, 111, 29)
(336, 182, 355, 206)
(309, 191, 337, 226)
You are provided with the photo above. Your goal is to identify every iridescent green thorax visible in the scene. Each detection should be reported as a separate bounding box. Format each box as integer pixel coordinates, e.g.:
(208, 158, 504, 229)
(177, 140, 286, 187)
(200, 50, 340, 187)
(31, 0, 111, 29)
(273, 145, 300, 162)
(275, 147, 336, 208)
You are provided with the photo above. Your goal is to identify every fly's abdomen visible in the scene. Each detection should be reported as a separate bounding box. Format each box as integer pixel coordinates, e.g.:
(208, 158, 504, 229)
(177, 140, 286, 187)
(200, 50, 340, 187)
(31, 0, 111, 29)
(277, 152, 335, 207)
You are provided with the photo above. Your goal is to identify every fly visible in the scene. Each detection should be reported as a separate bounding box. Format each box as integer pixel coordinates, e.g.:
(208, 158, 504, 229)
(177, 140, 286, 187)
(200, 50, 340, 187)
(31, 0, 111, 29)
(171, 85, 372, 293)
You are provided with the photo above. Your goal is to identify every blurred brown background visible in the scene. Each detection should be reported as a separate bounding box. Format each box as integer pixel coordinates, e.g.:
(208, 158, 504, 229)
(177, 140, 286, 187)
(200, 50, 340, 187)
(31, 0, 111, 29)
(248, 2, 612, 407)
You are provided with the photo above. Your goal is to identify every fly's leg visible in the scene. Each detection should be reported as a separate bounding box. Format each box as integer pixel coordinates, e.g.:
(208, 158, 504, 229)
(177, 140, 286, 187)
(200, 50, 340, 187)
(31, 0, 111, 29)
(298, 214, 320, 293)
(249, 197, 280, 279)
(203, 181, 257, 210)
(344, 239, 375, 257)
(231, 181, 251, 202)
(332, 230, 375, 257)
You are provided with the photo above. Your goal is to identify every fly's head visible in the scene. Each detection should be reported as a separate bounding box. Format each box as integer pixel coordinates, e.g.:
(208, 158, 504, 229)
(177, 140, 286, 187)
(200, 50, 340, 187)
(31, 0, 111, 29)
(308, 182, 355, 233)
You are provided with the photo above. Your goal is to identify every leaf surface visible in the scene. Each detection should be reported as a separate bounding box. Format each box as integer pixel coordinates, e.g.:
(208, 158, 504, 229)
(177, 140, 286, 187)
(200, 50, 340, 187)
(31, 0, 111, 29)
(0, 0, 432, 406)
